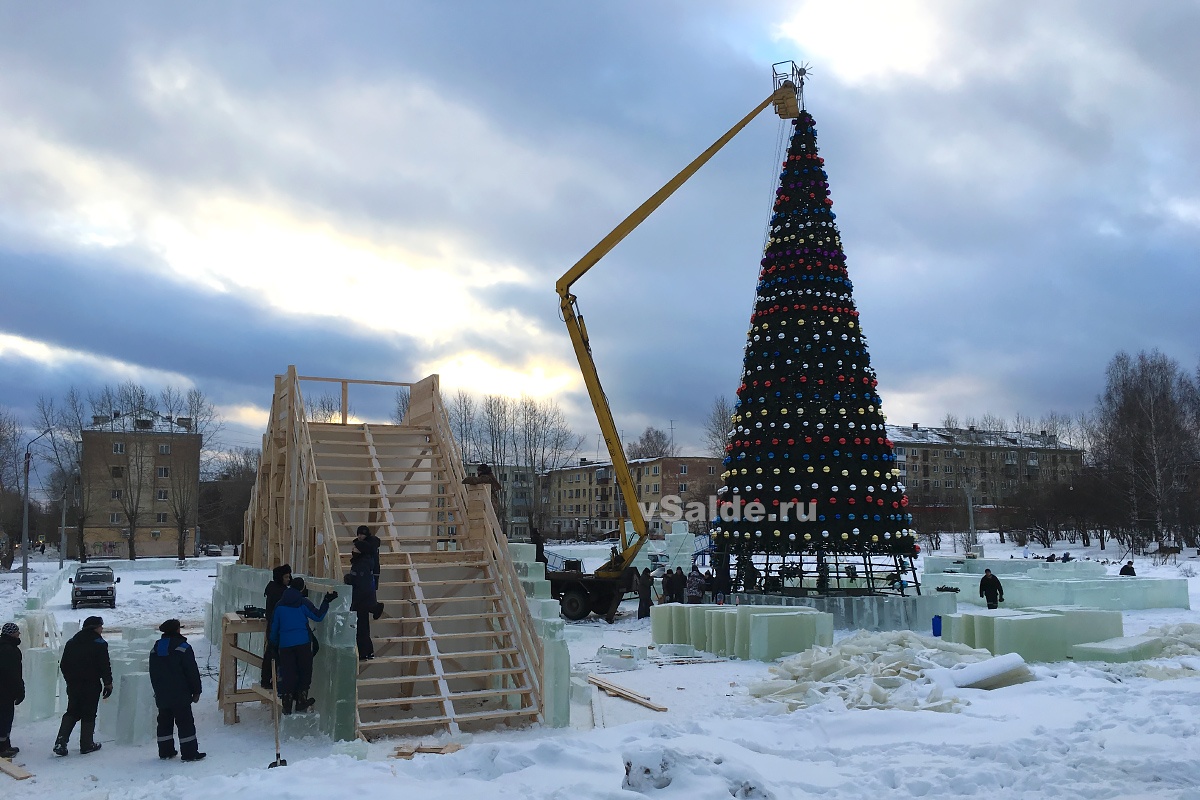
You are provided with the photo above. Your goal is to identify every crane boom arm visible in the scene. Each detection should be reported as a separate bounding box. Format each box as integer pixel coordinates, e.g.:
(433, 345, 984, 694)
(556, 83, 799, 578)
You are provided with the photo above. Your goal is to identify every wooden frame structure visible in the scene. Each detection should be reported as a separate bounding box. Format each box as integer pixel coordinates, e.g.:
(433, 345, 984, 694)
(233, 367, 544, 739)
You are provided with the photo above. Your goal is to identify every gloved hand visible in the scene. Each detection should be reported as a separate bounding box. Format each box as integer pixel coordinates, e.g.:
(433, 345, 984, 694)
(102, 683, 113, 699)
(323, 591, 339, 604)
(192, 692, 201, 704)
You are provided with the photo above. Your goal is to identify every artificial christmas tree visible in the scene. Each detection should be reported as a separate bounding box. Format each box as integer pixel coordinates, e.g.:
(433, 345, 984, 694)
(712, 105, 916, 593)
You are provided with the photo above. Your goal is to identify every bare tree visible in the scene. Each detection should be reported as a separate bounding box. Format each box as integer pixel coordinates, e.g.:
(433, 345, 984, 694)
(627, 426, 678, 459)
(702, 396, 734, 459)
(512, 395, 584, 535)
(0, 406, 20, 495)
(390, 387, 411, 425)
(941, 413, 959, 429)
(978, 412, 1008, 433)
(306, 394, 345, 423)
(446, 389, 479, 464)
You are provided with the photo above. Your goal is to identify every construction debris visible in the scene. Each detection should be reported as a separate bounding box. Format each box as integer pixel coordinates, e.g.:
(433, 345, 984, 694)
(588, 674, 667, 712)
(391, 742, 464, 760)
(0, 758, 33, 781)
(747, 630, 1031, 713)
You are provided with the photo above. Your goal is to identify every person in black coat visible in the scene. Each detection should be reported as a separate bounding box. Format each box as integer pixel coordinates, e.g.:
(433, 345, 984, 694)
(659, 568, 675, 604)
(54, 616, 112, 756)
(261, 563, 291, 689)
(712, 567, 731, 606)
(979, 569, 1004, 610)
(0, 622, 25, 758)
(636, 568, 653, 619)
(1119, 561, 1137, 576)
(343, 546, 384, 660)
(148, 619, 205, 762)
(354, 526, 382, 589)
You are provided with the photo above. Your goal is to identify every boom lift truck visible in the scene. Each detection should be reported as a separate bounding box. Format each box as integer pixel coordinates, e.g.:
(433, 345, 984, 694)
(549, 63, 806, 622)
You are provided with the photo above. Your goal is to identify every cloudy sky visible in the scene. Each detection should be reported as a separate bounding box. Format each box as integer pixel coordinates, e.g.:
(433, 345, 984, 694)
(2, 1, 1198, 475)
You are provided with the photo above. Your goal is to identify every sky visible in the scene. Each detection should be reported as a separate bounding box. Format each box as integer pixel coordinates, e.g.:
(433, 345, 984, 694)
(2, 1, 1199, 477)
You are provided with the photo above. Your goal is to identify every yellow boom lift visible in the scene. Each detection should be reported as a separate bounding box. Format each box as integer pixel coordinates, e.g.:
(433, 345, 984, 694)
(549, 63, 804, 621)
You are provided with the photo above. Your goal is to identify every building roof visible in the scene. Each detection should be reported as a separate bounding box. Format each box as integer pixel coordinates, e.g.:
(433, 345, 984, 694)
(886, 424, 1078, 451)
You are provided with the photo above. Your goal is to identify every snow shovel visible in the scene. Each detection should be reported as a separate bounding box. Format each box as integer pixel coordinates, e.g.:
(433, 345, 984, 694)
(268, 660, 287, 768)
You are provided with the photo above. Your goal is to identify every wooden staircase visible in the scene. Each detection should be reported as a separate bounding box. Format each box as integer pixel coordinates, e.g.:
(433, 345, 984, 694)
(242, 369, 544, 740)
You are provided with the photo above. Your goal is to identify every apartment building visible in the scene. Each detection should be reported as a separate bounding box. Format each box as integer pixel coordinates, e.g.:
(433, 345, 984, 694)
(80, 414, 202, 559)
(888, 423, 1084, 529)
(546, 455, 723, 539)
(464, 463, 535, 540)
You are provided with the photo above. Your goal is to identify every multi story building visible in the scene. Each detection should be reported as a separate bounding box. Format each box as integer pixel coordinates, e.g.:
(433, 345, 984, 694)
(546, 455, 723, 539)
(888, 423, 1084, 530)
(464, 463, 535, 540)
(80, 414, 202, 559)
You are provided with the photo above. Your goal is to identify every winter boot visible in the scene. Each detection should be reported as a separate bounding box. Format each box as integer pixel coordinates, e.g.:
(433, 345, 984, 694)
(53, 737, 69, 757)
(0, 739, 18, 758)
(80, 742, 102, 755)
(281, 693, 294, 716)
(372, 602, 385, 620)
(181, 752, 207, 762)
(295, 690, 316, 712)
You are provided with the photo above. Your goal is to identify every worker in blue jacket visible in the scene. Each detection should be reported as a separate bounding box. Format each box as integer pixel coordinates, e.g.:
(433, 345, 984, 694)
(148, 619, 204, 762)
(269, 577, 336, 714)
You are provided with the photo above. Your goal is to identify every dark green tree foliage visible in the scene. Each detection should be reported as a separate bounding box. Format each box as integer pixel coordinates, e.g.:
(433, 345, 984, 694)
(713, 110, 915, 557)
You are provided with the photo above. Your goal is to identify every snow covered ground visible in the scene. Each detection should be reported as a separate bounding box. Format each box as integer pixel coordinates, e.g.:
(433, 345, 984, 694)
(2, 537, 1199, 799)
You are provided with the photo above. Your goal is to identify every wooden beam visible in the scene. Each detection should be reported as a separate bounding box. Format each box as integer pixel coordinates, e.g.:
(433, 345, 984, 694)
(0, 758, 32, 781)
(587, 675, 667, 712)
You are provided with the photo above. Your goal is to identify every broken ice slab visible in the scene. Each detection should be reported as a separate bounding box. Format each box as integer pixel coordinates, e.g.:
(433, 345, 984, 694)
(1072, 635, 1166, 663)
(655, 643, 697, 658)
(332, 739, 370, 760)
(281, 708, 322, 740)
(734, 606, 817, 660)
(115, 671, 156, 745)
(1024, 606, 1123, 646)
(928, 653, 1035, 690)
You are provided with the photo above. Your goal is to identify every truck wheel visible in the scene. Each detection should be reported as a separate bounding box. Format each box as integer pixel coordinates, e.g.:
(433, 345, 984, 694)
(560, 589, 590, 621)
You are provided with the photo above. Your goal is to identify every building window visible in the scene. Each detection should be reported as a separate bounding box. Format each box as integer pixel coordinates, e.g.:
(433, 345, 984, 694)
(679, 465, 688, 475)
(678, 483, 688, 493)
(945, 480, 955, 489)
(943, 465, 953, 473)
(156, 512, 169, 523)
(159, 443, 171, 455)
(151, 530, 161, 539)
(895, 447, 905, 456)
(708, 466, 716, 475)
(113, 442, 125, 454)
(157, 489, 169, 501)
(157, 466, 170, 479)
(933, 480, 941, 488)
(652, 483, 660, 493)
(111, 466, 124, 479)
(110, 489, 122, 500)
(651, 466, 659, 475)
(109, 512, 121, 524)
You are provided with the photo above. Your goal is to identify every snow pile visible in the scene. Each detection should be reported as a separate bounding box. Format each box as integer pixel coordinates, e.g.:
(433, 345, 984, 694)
(746, 630, 1013, 712)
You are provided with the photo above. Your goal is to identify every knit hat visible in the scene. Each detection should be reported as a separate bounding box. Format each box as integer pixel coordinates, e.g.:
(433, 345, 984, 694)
(291, 577, 306, 594)
(356, 525, 370, 537)
(1, 622, 19, 638)
(83, 616, 104, 629)
(159, 618, 181, 635)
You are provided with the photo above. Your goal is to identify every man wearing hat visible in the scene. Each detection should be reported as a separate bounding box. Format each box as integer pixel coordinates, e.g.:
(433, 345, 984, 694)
(148, 619, 205, 762)
(354, 526, 381, 589)
(54, 616, 112, 756)
(0, 621, 24, 758)
(343, 543, 385, 661)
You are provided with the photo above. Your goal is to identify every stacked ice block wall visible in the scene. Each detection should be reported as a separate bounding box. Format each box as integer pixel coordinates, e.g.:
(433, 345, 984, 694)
(923, 557, 1189, 610)
(941, 606, 1125, 662)
(650, 603, 834, 662)
(507, 541, 570, 728)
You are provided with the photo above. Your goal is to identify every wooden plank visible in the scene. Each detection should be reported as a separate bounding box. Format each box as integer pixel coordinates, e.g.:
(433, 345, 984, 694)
(357, 666, 527, 687)
(361, 687, 532, 709)
(0, 758, 33, 781)
(390, 742, 464, 759)
(587, 675, 667, 712)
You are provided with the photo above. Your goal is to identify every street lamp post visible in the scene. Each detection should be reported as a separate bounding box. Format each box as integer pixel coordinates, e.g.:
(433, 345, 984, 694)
(21, 428, 52, 592)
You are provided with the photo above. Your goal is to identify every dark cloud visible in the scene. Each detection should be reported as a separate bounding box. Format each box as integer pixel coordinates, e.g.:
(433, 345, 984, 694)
(1, 0, 1198, 459)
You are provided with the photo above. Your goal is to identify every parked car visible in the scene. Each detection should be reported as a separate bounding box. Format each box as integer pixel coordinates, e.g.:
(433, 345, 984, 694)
(204, 545, 223, 556)
(70, 566, 120, 609)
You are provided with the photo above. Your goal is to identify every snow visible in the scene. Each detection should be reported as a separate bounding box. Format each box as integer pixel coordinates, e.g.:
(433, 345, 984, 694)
(3, 537, 1200, 799)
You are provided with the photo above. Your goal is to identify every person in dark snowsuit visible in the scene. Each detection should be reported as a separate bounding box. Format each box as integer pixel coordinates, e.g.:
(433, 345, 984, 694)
(672, 567, 687, 603)
(54, 616, 112, 756)
(713, 567, 731, 606)
(260, 563, 291, 689)
(979, 569, 1004, 610)
(685, 566, 706, 604)
(0, 622, 25, 758)
(1119, 561, 1136, 576)
(636, 568, 653, 619)
(354, 526, 382, 589)
(343, 545, 384, 660)
(269, 578, 335, 714)
(659, 568, 675, 604)
(148, 618, 204, 762)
